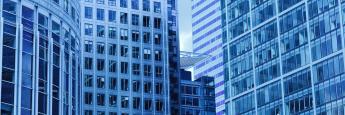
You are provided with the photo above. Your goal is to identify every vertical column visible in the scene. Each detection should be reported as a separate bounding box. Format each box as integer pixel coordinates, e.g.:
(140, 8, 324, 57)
(274, 0, 286, 114)
(247, 0, 259, 114)
(304, 1, 318, 115)
(0, 13, 3, 111)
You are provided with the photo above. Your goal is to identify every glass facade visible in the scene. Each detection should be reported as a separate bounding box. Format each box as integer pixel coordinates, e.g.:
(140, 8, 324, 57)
(179, 70, 216, 115)
(0, 0, 81, 115)
(222, 0, 345, 114)
(80, 0, 178, 114)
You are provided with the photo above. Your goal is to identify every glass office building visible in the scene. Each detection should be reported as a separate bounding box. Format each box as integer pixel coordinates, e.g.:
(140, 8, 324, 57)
(191, 0, 225, 114)
(0, 0, 81, 115)
(222, 0, 345, 114)
(179, 69, 216, 115)
(80, 0, 177, 114)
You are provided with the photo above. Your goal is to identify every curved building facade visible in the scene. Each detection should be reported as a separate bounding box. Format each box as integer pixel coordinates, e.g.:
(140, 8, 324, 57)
(0, 0, 81, 115)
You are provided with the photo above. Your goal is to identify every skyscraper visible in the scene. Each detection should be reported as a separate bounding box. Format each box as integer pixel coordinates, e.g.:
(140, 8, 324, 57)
(0, 0, 81, 115)
(223, 0, 345, 114)
(80, 0, 177, 114)
(191, 0, 225, 114)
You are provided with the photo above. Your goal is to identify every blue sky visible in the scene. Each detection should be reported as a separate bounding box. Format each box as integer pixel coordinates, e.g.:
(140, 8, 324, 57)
(178, 0, 193, 52)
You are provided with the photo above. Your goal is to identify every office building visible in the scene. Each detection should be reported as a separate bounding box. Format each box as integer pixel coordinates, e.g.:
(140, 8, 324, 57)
(0, 0, 81, 115)
(191, 0, 225, 114)
(180, 69, 216, 115)
(80, 0, 178, 114)
(222, 0, 345, 114)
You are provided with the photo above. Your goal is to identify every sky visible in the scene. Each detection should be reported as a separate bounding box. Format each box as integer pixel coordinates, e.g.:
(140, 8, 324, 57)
(178, 0, 193, 52)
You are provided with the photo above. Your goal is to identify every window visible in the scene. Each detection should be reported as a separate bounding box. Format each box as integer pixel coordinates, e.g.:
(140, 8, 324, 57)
(311, 30, 342, 61)
(84, 92, 93, 104)
(154, 33, 161, 45)
(109, 95, 117, 107)
(121, 62, 129, 74)
(84, 74, 93, 87)
(282, 46, 309, 73)
(120, 45, 128, 57)
(143, 16, 150, 27)
(109, 112, 117, 115)
(144, 99, 152, 110)
(97, 93, 105, 106)
(97, 8, 104, 20)
(97, 0, 104, 4)
(256, 82, 282, 106)
(132, 31, 140, 42)
(85, 110, 93, 115)
(120, 29, 128, 40)
(133, 80, 140, 93)
(121, 96, 129, 108)
(280, 27, 308, 54)
(144, 49, 151, 60)
(97, 76, 105, 88)
(121, 79, 129, 91)
(108, 44, 117, 56)
(252, 1, 276, 26)
(109, 77, 117, 90)
(84, 40, 93, 53)
(231, 73, 254, 96)
(254, 40, 279, 66)
(144, 65, 152, 77)
(279, 6, 306, 34)
(143, 32, 150, 43)
(278, 0, 302, 12)
(155, 66, 163, 77)
(132, 63, 140, 75)
(154, 2, 161, 13)
(155, 100, 163, 112)
(84, 57, 93, 70)
(132, 14, 139, 26)
(131, 0, 139, 10)
(84, 23, 93, 36)
(144, 82, 152, 93)
(313, 55, 344, 83)
(108, 27, 117, 39)
(97, 25, 105, 37)
(109, 60, 117, 72)
(97, 111, 105, 115)
(143, 0, 150, 11)
(253, 22, 277, 46)
(154, 18, 161, 29)
(132, 47, 140, 59)
(284, 69, 311, 95)
(120, 0, 128, 8)
(120, 12, 128, 24)
(233, 93, 255, 114)
(155, 50, 162, 61)
(96, 42, 105, 54)
(133, 97, 140, 109)
(84, 7, 93, 19)
(108, 10, 116, 22)
(155, 82, 163, 94)
(109, 0, 116, 6)
(256, 60, 281, 84)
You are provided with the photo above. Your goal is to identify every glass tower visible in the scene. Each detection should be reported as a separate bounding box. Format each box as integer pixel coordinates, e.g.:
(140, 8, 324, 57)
(80, 0, 176, 114)
(0, 0, 81, 115)
(223, 0, 345, 114)
(191, 0, 225, 114)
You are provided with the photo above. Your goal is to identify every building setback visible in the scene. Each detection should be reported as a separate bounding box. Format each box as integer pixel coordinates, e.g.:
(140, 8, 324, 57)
(0, 0, 81, 114)
(80, 0, 178, 114)
(223, 0, 345, 114)
(191, 0, 225, 114)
